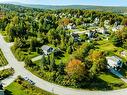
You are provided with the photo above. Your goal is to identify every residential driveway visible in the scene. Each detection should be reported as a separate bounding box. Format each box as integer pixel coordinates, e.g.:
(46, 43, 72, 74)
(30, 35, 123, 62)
(1, 72, 18, 87)
(0, 64, 11, 71)
(1, 35, 127, 95)
(109, 68, 123, 78)
(109, 68, 127, 83)
(0, 64, 18, 87)
(31, 55, 42, 62)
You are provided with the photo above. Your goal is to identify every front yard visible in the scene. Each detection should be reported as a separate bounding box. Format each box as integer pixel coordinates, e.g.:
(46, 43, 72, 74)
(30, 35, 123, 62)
(5, 77, 55, 95)
(98, 72, 127, 90)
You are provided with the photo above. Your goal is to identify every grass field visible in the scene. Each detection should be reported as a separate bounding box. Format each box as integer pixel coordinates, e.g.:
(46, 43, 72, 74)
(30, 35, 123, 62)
(0, 49, 8, 66)
(55, 52, 71, 64)
(5, 82, 26, 95)
(97, 40, 118, 51)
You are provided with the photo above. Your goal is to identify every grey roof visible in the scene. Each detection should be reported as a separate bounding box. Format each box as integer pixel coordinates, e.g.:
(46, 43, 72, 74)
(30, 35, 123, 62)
(106, 56, 122, 62)
(41, 45, 52, 51)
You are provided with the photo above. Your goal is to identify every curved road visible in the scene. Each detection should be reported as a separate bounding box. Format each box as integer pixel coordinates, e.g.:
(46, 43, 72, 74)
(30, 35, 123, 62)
(1, 35, 127, 95)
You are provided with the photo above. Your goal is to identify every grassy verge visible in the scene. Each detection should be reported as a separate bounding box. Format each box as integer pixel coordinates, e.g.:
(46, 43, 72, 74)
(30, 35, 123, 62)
(0, 49, 8, 66)
(5, 77, 55, 95)
(98, 72, 127, 90)
(0, 68, 14, 80)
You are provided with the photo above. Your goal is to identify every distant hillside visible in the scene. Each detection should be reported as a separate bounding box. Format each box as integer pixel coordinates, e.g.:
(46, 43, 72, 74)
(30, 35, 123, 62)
(0, 4, 25, 11)
(21, 4, 127, 13)
(0, 3, 127, 14)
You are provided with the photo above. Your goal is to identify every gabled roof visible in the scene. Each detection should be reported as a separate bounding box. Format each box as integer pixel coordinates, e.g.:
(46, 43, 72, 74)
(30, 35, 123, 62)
(106, 56, 122, 63)
(41, 45, 52, 51)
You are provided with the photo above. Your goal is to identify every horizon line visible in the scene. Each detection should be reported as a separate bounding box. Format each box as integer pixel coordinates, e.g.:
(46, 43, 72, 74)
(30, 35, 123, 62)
(0, 2, 127, 7)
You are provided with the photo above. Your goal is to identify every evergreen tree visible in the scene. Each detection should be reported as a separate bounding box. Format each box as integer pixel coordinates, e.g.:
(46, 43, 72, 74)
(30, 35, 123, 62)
(50, 53, 57, 71)
(58, 61, 65, 75)
(41, 55, 46, 68)
(47, 55, 50, 65)
(67, 46, 72, 54)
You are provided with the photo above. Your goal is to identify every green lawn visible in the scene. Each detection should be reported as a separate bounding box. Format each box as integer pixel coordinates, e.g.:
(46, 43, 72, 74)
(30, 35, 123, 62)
(97, 39, 127, 59)
(98, 72, 127, 90)
(34, 52, 71, 66)
(97, 40, 118, 51)
(5, 82, 26, 95)
(5, 78, 55, 95)
(55, 53, 71, 64)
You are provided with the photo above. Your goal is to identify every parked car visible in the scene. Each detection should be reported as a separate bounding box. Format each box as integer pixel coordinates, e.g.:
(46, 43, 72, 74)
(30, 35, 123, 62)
(29, 80, 35, 85)
(23, 77, 35, 85)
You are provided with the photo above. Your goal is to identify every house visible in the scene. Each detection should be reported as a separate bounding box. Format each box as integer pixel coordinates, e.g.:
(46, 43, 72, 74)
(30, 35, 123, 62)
(104, 20, 110, 25)
(117, 25, 124, 30)
(85, 30, 96, 38)
(41, 45, 54, 55)
(98, 27, 107, 34)
(114, 21, 120, 26)
(106, 56, 123, 70)
(94, 17, 99, 24)
(112, 27, 118, 32)
(112, 25, 124, 32)
(66, 23, 76, 30)
(71, 33, 81, 42)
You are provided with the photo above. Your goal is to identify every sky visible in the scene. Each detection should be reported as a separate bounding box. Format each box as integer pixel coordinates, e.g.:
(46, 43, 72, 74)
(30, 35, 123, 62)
(0, 0, 127, 6)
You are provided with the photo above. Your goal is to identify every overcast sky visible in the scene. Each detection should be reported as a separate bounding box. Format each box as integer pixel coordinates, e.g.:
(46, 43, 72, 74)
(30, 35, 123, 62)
(0, 0, 127, 6)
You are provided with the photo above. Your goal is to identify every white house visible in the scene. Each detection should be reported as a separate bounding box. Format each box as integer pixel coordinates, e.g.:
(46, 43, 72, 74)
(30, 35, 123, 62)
(114, 21, 120, 26)
(104, 20, 110, 25)
(106, 56, 123, 69)
(67, 23, 76, 30)
(41, 45, 54, 55)
(112, 27, 118, 32)
(98, 27, 107, 34)
(112, 25, 124, 32)
(85, 30, 96, 38)
(94, 17, 99, 24)
(85, 30, 92, 38)
(71, 33, 81, 42)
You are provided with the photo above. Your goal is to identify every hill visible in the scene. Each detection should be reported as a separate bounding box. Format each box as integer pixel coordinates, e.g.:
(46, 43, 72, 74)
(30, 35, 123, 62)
(21, 4, 127, 13)
(0, 3, 127, 14)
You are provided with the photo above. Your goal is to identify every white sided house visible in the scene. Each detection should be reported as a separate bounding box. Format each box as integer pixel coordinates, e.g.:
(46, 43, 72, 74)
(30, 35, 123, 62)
(112, 25, 124, 32)
(41, 45, 54, 55)
(66, 23, 76, 30)
(106, 56, 123, 70)
(98, 27, 107, 34)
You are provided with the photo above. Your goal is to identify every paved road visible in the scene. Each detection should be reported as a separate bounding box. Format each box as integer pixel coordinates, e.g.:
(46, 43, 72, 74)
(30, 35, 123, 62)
(1, 35, 127, 95)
